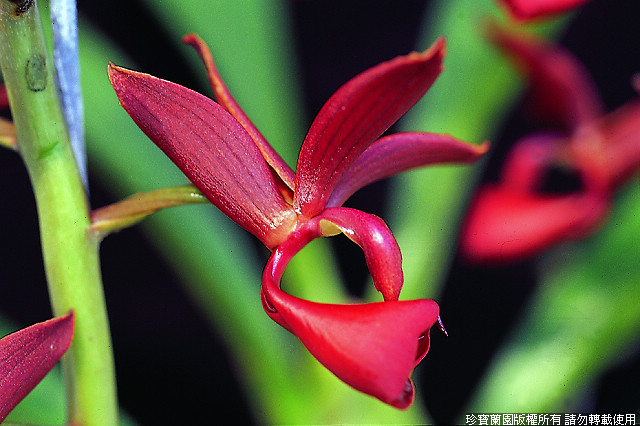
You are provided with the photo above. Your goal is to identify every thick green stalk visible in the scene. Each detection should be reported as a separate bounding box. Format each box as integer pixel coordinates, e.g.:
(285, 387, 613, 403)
(0, 1, 117, 424)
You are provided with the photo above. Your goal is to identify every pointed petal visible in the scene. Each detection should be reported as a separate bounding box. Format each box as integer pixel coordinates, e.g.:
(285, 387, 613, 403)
(261, 242, 439, 409)
(316, 207, 404, 301)
(328, 133, 489, 208)
(0, 312, 74, 422)
(108, 64, 296, 248)
(294, 39, 446, 217)
(459, 185, 609, 264)
(182, 33, 296, 196)
(497, 0, 589, 21)
(488, 24, 602, 129)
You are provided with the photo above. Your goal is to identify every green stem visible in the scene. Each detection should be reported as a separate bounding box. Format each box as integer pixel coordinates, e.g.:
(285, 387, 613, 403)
(0, 1, 117, 424)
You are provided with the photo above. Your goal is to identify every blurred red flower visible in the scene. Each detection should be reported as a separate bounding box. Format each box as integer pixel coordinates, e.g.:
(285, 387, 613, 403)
(460, 26, 640, 264)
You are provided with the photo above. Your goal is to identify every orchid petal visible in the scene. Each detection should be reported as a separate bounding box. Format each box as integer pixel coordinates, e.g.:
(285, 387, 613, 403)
(0, 312, 74, 422)
(316, 207, 404, 301)
(488, 24, 602, 129)
(108, 64, 296, 248)
(460, 185, 609, 264)
(294, 39, 446, 217)
(328, 133, 489, 208)
(261, 238, 439, 409)
(182, 33, 296, 198)
(497, 0, 589, 21)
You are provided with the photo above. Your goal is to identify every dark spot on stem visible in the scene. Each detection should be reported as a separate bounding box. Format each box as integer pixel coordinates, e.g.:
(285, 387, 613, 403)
(25, 54, 47, 92)
(9, 0, 33, 16)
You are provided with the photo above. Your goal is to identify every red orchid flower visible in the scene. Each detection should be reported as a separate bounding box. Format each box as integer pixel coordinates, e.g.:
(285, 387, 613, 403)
(497, 0, 590, 21)
(108, 34, 486, 407)
(460, 26, 640, 264)
(0, 312, 74, 421)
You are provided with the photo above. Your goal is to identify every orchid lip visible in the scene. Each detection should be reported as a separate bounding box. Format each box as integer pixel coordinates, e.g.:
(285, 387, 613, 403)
(259, 227, 441, 409)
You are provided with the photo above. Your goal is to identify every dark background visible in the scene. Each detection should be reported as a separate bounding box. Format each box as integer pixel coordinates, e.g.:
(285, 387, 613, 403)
(1, 1, 639, 424)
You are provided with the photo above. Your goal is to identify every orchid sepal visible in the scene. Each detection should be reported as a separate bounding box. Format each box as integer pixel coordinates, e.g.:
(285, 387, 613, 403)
(108, 63, 297, 249)
(571, 100, 640, 191)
